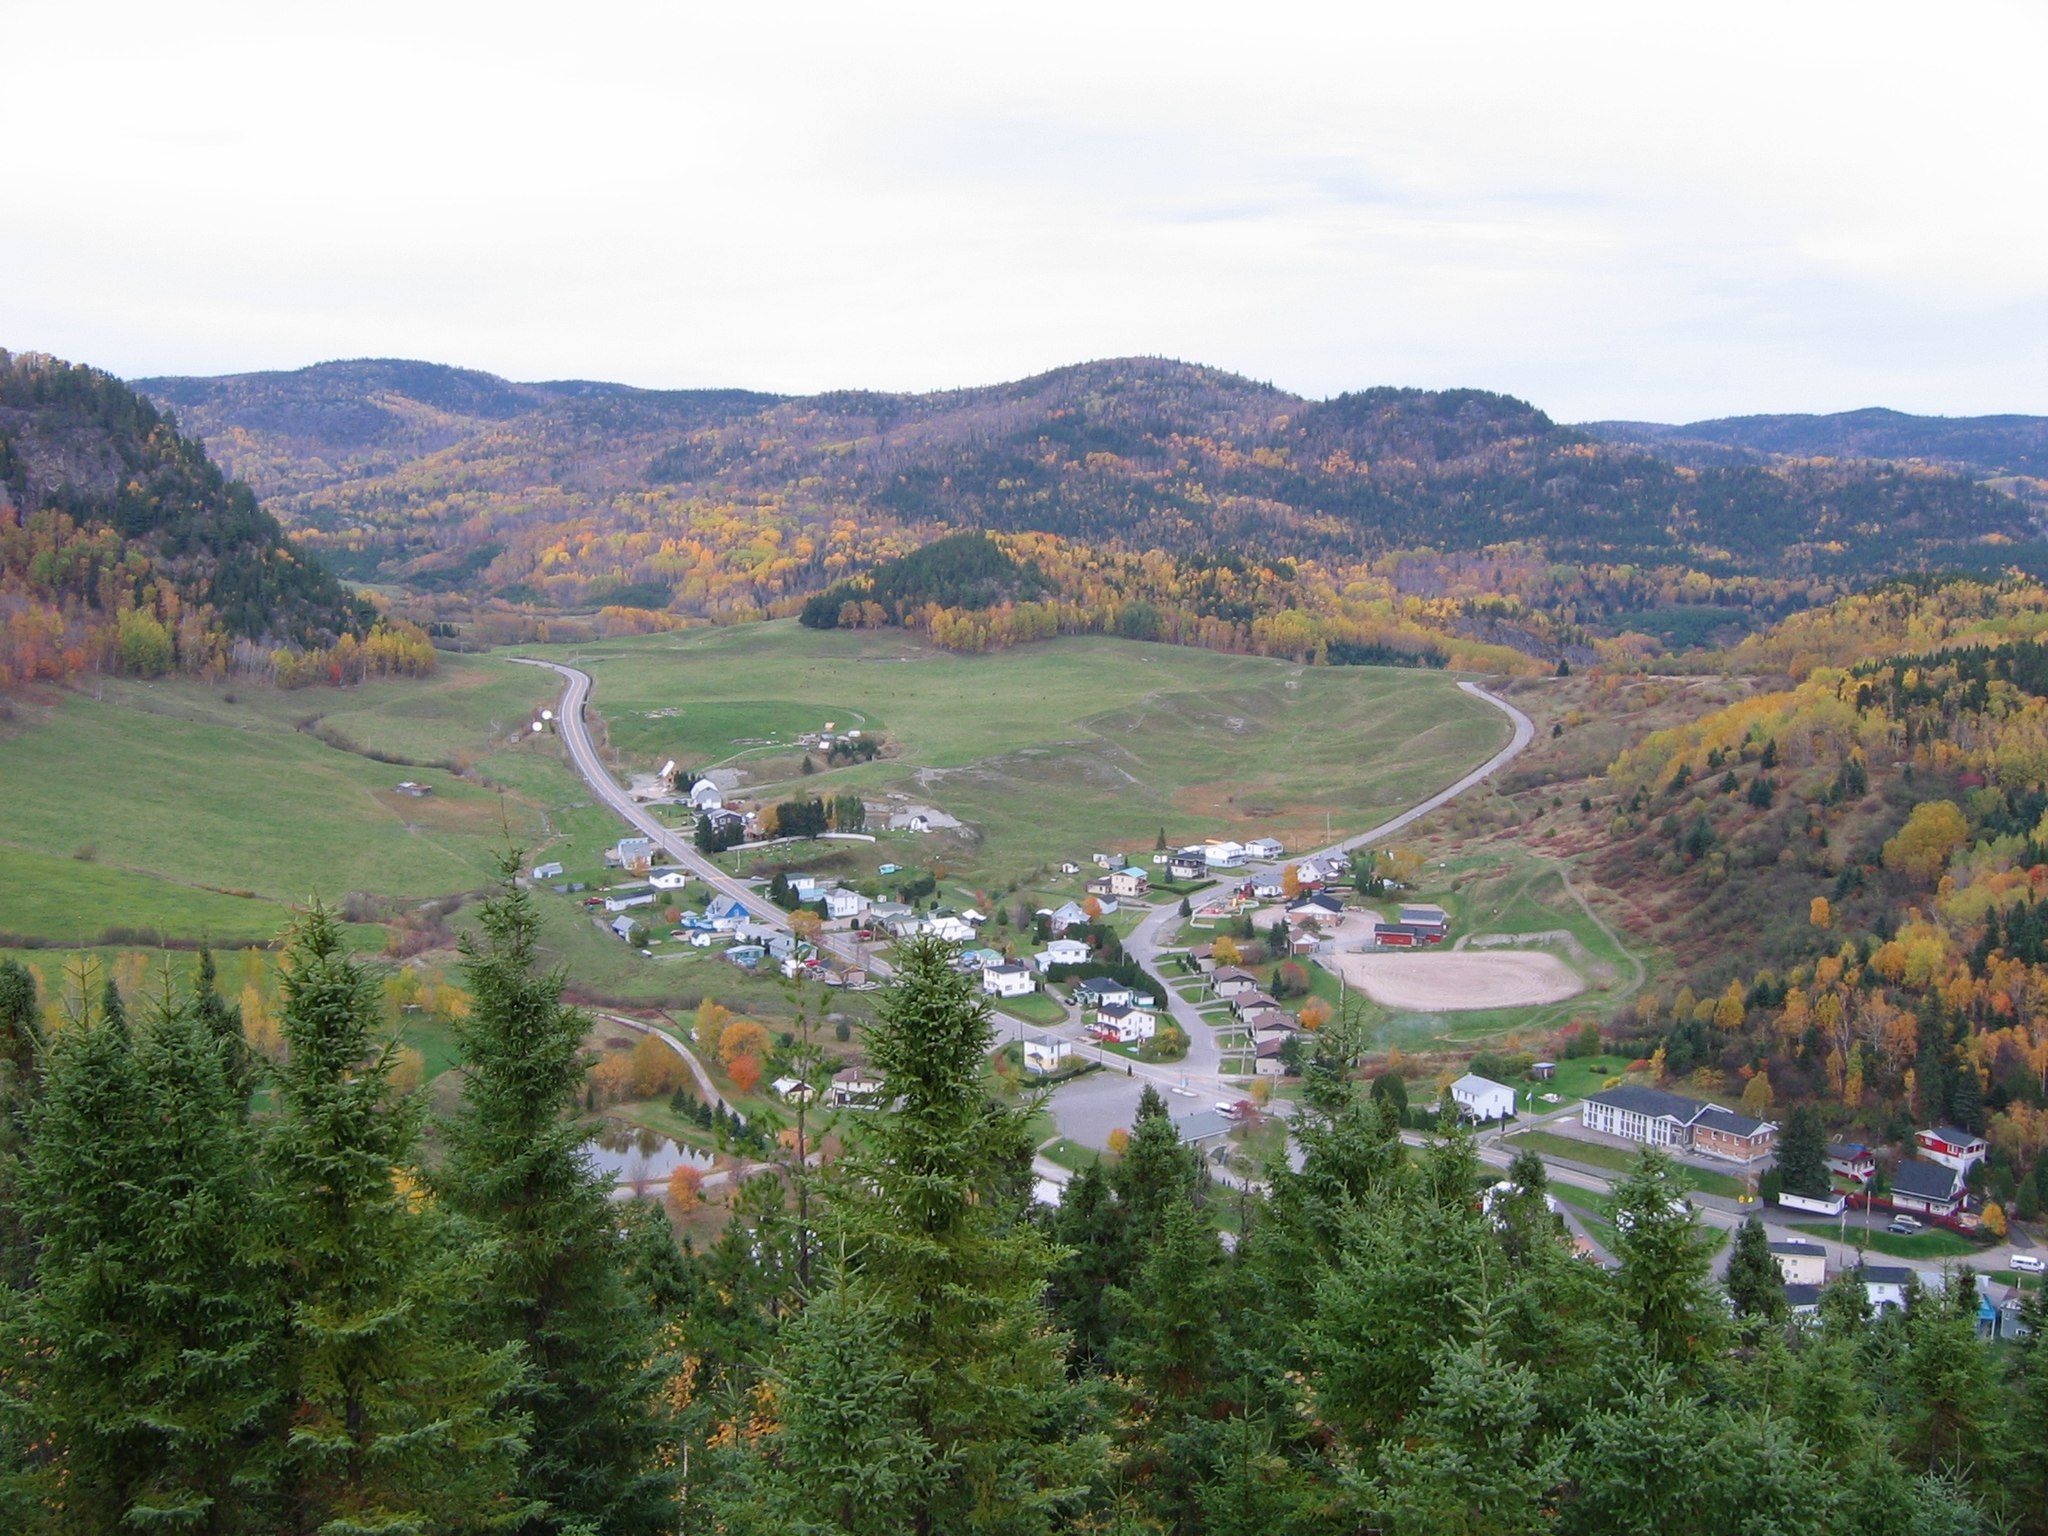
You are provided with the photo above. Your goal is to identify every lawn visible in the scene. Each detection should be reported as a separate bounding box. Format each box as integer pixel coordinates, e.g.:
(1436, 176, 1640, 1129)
(517, 623, 1512, 889)
(1506, 1129, 1751, 1199)
(991, 990, 1068, 1027)
(1791, 1219, 1985, 1261)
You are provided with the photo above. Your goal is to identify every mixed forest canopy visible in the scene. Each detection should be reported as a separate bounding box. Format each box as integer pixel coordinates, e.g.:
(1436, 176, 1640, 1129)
(137, 355, 2048, 668)
(0, 350, 429, 688)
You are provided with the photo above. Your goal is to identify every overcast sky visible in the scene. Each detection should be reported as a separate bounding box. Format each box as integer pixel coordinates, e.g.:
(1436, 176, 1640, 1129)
(5, 0, 2044, 421)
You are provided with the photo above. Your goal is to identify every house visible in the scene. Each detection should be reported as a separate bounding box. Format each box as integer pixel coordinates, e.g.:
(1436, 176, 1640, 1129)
(1058, 861, 1080, 875)
(1245, 1007, 1296, 1036)
(609, 915, 641, 941)
(1108, 866, 1150, 898)
(1091, 896, 1121, 916)
(1451, 1073, 1517, 1123)
(788, 875, 827, 900)
(1210, 967, 1260, 1000)
(1173, 1108, 1236, 1147)
(1035, 937, 1091, 973)
(960, 946, 1004, 970)
(1889, 1158, 1967, 1218)
(704, 894, 750, 931)
(1915, 1126, 1989, 1175)
(649, 869, 690, 891)
(1167, 853, 1207, 882)
(1201, 841, 1247, 869)
(1398, 903, 1450, 935)
(1374, 921, 1443, 948)
(1858, 1264, 1918, 1313)
(878, 862, 902, 875)
(831, 1066, 884, 1107)
(1295, 857, 1333, 886)
(1690, 1104, 1777, 1163)
(724, 944, 766, 968)
(1785, 1283, 1824, 1318)
(1245, 837, 1284, 860)
(1580, 1085, 1705, 1152)
(1769, 1239, 1827, 1287)
(1249, 876, 1285, 901)
(688, 779, 724, 809)
(612, 836, 656, 869)
(604, 892, 656, 913)
(769, 1075, 813, 1102)
(824, 887, 869, 921)
(1288, 892, 1345, 921)
(868, 900, 913, 927)
(1093, 1003, 1158, 1044)
(700, 807, 746, 841)
(1827, 1142, 1877, 1183)
(1023, 1034, 1073, 1074)
(1044, 902, 1092, 935)
(926, 915, 975, 944)
(960, 908, 988, 926)
(1230, 990, 1280, 1019)
(982, 962, 1037, 999)
(1254, 1034, 1291, 1076)
(1092, 852, 1117, 869)
(532, 860, 565, 880)
(1073, 977, 1136, 1010)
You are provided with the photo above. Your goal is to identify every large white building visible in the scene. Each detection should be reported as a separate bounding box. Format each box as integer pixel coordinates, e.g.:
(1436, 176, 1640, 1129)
(981, 962, 1037, 999)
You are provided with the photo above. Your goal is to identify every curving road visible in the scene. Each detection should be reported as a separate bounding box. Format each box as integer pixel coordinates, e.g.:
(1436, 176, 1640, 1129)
(511, 657, 883, 975)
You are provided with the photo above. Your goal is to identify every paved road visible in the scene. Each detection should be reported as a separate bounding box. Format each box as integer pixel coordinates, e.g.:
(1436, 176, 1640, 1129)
(512, 657, 882, 976)
(594, 1010, 735, 1120)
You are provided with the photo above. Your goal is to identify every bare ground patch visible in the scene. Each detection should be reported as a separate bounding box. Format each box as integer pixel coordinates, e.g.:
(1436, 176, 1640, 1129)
(1324, 949, 1585, 1012)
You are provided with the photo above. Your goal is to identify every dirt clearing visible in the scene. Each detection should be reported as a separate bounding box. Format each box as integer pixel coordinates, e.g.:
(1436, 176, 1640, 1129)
(1325, 950, 1584, 1012)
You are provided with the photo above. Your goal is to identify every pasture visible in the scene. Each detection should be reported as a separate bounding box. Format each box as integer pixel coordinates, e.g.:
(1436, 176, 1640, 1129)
(522, 622, 1512, 888)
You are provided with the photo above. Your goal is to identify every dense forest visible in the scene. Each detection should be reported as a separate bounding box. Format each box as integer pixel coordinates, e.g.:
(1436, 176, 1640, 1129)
(2, 883, 2045, 1535)
(1579, 578, 2048, 1223)
(138, 357, 2046, 666)
(0, 351, 431, 688)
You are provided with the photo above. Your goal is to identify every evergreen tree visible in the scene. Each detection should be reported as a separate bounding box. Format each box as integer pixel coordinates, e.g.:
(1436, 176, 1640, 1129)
(20, 988, 280, 1532)
(265, 908, 527, 1533)
(819, 935, 1101, 1535)
(1776, 1104, 1830, 1198)
(1610, 1153, 1722, 1375)
(192, 946, 255, 1107)
(1113, 1084, 1203, 1239)
(1724, 1215, 1787, 1330)
(440, 863, 677, 1535)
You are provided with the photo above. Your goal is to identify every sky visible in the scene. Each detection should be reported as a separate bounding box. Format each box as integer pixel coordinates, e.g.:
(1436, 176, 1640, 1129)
(5, 0, 2045, 422)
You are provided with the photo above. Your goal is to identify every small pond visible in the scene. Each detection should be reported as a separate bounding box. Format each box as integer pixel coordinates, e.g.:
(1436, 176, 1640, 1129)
(581, 1123, 717, 1193)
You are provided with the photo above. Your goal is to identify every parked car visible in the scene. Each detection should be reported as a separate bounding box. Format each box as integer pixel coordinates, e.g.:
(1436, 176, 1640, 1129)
(1886, 1218, 1922, 1235)
(2010, 1254, 2045, 1273)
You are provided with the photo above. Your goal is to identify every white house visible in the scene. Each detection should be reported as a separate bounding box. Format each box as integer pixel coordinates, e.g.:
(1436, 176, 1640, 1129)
(1769, 1240, 1827, 1287)
(1074, 977, 1137, 1009)
(1044, 902, 1092, 934)
(982, 962, 1037, 999)
(688, 779, 724, 809)
(1451, 1073, 1517, 1123)
(1254, 1035, 1290, 1076)
(1093, 1002, 1157, 1044)
(1210, 967, 1260, 1000)
(1023, 1034, 1073, 1074)
(649, 870, 690, 891)
(824, 888, 870, 921)
(831, 1066, 885, 1107)
(1034, 937, 1091, 973)
(1107, 866, 1150, 898)
(609, 915, 640, 941)
(532, 861, 565, 880)
(1890, 1158, 1967, 1218)
(1581, 1084, 1697, 1150)
(604, 892, 656, 913)
(612, 836, 655, 869)
(1167, 852, 1207, 881)
(1201, 841, 1247, 868)
(927, 915, 975, 943)
(1858, 1264, 1918, 1313)
(1245, 837, 1284, 860)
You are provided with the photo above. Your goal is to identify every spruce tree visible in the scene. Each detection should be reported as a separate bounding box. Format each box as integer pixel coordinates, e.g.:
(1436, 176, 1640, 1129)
(265, 908, 526, 1534)
(21, 987, 280, 1532)
(1776, 1105, 1830, 1199)
(440, 863, 676, 1536)
(1724, 1215, 1787, 1330)
(1610, 1152, 1722, 1376)
(821, 935, 1101, 1535)
(193, 946, 255, 1107)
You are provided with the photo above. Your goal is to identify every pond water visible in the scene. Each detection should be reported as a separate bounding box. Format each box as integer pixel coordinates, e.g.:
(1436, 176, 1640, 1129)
(581, 1123, 717, 1192)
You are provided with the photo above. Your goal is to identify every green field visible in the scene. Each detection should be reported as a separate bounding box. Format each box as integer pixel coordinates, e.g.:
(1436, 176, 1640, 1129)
(1791, 1219, 1984, 1261)
(524, 623, 1511, 889)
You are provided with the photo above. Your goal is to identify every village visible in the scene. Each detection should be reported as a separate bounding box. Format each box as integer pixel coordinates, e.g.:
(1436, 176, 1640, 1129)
(528, 695, 2043, 1343)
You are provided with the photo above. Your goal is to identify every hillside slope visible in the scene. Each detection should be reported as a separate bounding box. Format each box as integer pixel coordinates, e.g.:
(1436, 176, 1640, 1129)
(1, 350, 379, 685)
(137, 359, 2044, 655)
(1583, 407, 2048, 490)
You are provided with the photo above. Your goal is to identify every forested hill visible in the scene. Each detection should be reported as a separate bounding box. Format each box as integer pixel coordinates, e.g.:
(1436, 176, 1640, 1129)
(1583, 408, 2048, 491)
(135, 358, 2044, 654)
(0, 350, 404, 687)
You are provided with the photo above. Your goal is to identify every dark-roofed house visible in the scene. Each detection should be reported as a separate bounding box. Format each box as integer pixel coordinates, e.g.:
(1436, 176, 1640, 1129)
(1858, 1264, 1919, 1312)
(1785, 1283, 1824, 1317)
(1915, 1126, 1989, 1175)
(1173, 1108, 1236, 1149)
(1581, 1084, 1708, 1151)
(1889, 1158, 1967, 1218)
(1691, 1104, 1777, 1163)
(1210, 967, 1260, 999)
(1826, 1142, 1876, 1183)
(1768, 1239, 1827, 1286)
